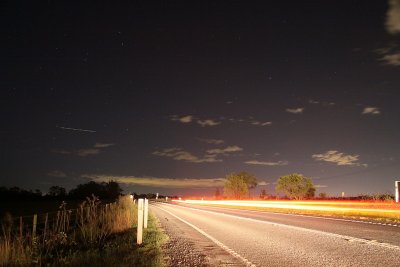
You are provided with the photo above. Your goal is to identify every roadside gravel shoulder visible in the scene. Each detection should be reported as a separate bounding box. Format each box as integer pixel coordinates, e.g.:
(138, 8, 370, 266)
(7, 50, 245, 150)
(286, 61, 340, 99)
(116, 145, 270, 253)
(151, 203, 244, 267)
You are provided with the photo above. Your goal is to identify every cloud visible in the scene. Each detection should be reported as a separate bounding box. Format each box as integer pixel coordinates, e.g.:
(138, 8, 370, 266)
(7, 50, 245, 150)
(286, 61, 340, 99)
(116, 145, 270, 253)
(206, 145, 243, 155)
(376, 44, 400, 67)
(77, 148, 101, 157)
(171, 115, 220, 127)
(197, 119, 220, 127)
(258, 181, 269, 186)
(362, 107, 381, 115)
(178, 115, 194, 123)
(224, 117, 272, 127)
(154, 145, 243, 163)
(386, 0, 400, 34)
(94, 143, 114, 148)
(308, 99, 335, 106)
(153, 148, 222, 163)
(171, 115, 194, 123)
(244, 160, 288, 166)
(251, 121, 272, 126)
(312, 150, 367, 167)
(171, 115, 272, 128)
(47, 170, 67, 178)
(198, 138, 225, 145)
(286, 107, 304, 114)
(83, 174, 226, 188)
(53, 143, 114, 157)
(380, 51, 400, 66)
(308, 99, 320, 104)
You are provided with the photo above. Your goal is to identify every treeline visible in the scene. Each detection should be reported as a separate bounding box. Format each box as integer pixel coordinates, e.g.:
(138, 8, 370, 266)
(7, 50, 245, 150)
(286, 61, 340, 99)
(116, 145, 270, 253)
(0, 181, 123, 201)
(0, 181, 177, 202)
(134, 193, 178, 200)
(221, 172, 395, 201)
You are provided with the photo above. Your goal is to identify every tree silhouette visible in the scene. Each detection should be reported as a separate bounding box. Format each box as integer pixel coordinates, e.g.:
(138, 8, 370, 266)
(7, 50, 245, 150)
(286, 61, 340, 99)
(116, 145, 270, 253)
(68, 180, 122, 200)
(276, 173, 315, 200)
(48, 186, 66, 197)
(224, 173, 249, 199)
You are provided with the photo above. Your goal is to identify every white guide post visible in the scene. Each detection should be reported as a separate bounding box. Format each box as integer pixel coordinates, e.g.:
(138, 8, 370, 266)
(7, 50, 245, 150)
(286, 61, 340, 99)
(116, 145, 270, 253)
(137, 198, 144, 244)
(396, 181, 399, 203)
(144, 198, 149, 229)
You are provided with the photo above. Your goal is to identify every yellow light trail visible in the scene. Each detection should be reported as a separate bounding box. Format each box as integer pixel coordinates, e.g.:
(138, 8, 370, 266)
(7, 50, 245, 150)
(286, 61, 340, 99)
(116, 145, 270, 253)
(173, 200, 400, 213)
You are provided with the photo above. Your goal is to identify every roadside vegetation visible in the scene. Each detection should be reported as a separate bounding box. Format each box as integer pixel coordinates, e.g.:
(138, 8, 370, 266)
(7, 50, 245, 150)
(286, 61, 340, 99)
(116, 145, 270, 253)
(223, 172, 257, 199)
(275, 173, 315, 200)
(0, 194, 166, 266)
(215, 172, 399, 223)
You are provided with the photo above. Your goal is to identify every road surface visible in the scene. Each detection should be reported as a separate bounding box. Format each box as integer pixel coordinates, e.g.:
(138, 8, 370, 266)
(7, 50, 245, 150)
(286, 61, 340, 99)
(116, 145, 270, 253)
(151, 201, 400, 267)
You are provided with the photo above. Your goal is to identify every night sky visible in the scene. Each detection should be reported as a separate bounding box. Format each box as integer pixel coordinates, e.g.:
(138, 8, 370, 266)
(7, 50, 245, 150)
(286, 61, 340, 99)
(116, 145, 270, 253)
(2, 1, 400, 197)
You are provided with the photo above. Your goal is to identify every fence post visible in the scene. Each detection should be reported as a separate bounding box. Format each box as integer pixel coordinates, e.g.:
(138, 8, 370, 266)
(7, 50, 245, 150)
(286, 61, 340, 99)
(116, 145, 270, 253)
(19, 216, 23, 239)
(32, 214, 37, 240)
(43, 213, 48, 245)
(137, 198, 144, 244)
(144, 198, 149, 229)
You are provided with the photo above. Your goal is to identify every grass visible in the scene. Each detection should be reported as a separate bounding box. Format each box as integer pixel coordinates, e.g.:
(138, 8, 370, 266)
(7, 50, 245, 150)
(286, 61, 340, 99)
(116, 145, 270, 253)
(0, 196, 167, 267)
(54, 213, 167, 267)
(180, 200, 400, 223)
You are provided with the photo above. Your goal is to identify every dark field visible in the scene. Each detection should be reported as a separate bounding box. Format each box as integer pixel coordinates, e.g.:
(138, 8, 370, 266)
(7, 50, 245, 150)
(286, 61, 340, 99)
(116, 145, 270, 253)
(0, 199, 82, 218)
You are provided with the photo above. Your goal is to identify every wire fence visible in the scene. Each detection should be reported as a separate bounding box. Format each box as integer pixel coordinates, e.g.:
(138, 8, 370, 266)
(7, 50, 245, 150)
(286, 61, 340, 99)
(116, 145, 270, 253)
(0, 196, 137, 266)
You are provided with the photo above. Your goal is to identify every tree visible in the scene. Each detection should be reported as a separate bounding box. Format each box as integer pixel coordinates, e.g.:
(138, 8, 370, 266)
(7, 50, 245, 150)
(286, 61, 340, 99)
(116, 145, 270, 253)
(215, 188, 221, 199)
(237, 171, 257, 190)
(69, 181, 104, 199)
(68, 181, 122, 200)
(48, 186, 66, 197)
(305, 187, 316, 198)
(223, 173, 249, 199)
(318, 192, 328, 199)
(275, 173, 315, 200)
(260, 189, 267, 199)
(104, 180, 123, 199)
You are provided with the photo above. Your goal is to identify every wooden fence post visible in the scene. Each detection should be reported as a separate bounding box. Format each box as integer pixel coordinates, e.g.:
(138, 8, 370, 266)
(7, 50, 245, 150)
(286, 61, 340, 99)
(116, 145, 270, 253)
(19, 216, 23, 239)
(144, 199, 149, 229)
(43, 213, 48, 246)
(32, 214, 37, 240)
(137, 198, 144, 244)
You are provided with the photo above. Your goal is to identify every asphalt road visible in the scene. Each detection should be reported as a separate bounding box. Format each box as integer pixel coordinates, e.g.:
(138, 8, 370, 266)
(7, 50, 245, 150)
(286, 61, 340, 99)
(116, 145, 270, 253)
(151, 202, 400, 267)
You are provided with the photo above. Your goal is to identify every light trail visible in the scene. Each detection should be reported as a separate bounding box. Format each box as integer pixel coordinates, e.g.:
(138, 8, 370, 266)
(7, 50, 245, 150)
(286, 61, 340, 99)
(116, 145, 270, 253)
(173, 200, 400, 214)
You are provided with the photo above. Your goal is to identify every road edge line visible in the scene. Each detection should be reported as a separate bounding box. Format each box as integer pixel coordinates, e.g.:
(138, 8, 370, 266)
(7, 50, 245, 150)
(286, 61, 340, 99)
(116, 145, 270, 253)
(155, 205, 257, 267)
(163, 203, 400, 251)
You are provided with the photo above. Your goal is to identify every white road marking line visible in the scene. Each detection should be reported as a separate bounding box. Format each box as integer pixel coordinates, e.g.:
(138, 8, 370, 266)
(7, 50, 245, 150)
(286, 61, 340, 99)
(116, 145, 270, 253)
(160, 203, 400, 251)
(156, 205, 257, 267)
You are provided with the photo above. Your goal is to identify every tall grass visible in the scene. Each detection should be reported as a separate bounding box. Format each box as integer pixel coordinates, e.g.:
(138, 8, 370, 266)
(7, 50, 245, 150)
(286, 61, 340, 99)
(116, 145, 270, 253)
(0, 195, 137, 266)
